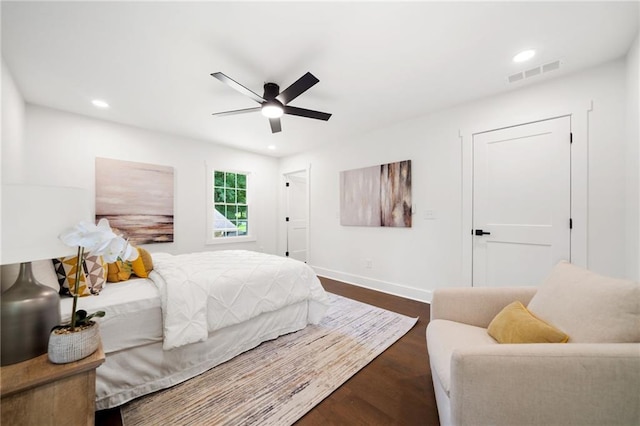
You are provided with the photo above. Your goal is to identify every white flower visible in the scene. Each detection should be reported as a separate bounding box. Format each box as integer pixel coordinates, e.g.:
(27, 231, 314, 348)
(99, 236, 138, 263)
(59, 218, 137, 262)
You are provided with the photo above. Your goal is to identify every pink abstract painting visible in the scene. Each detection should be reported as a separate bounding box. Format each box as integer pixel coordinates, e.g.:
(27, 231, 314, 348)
(95, 158, 174, 244)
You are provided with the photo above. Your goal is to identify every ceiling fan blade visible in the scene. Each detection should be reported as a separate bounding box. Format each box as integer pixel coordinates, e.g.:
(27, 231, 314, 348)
(211, 107, 261, 117)
(276, 72, 319, 105)
(284, 105, 332, 121)
(211, 72, 265, 104)
(269, 117, 282, 133)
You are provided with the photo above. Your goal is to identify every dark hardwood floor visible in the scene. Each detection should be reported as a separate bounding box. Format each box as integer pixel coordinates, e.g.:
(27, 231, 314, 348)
(96, 277, 440, 425)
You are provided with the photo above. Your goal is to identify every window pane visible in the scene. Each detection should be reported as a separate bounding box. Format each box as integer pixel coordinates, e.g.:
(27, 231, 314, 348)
(225, 205, 237, 220)
(214, 188, 225, 203)
(237, 189, 246, 204)
(237, 221, 247, 235)
(225, 172, 236, 188)
(214, 171, 225, 187)
(225, 188, 237, 203)
(215, 204, 225, 215)
(237, 205, 247, 219)
(237, 174, 246, 189)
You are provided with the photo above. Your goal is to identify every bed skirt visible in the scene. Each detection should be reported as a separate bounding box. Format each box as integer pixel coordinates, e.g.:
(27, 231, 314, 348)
(96, 301, 309, 410)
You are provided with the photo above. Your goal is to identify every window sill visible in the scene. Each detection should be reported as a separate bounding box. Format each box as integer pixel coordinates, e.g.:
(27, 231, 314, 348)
(205, 235, 257, 245)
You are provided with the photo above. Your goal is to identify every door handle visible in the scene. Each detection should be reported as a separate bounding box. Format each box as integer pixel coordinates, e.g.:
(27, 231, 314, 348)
(474, 229, 491, 236)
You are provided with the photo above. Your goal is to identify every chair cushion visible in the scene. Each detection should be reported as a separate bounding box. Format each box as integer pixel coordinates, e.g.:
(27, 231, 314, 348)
(426, 319, 497, 395)
(527, 261, 640, 343)
(488, 301, 569, 343)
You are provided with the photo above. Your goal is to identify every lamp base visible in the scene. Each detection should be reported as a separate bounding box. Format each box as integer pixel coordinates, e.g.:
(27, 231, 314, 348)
(1, 262, 61, 366)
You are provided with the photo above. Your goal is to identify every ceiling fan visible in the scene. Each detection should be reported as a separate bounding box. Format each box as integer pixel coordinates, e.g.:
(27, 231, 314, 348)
(210, 71, 331, 133)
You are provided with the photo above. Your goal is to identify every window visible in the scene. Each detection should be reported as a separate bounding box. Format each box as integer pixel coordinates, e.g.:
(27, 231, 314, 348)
(207, 167, 255, 243)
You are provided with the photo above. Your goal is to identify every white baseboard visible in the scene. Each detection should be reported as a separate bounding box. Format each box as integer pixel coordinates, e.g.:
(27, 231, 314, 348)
(311, 265, 433, 304)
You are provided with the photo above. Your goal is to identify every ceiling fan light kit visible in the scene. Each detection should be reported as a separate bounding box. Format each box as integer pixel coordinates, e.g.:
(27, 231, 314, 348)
(262, 101, 284, 118)
(211, 71, 331, 133)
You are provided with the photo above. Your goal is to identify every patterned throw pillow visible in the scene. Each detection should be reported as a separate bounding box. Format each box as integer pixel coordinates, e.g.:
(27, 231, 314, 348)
(52, 254, 107, 296)
(83, 255, 107, 294)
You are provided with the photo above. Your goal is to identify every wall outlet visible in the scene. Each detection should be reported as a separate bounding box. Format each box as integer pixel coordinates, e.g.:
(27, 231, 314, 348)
(365, 259, 373, 269)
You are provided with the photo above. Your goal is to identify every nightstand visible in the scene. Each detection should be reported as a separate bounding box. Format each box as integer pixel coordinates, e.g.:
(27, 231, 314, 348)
(0, 343, 105, 426)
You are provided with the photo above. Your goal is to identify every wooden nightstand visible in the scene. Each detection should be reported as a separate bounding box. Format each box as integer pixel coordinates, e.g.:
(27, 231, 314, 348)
(0, 343, 105, 426)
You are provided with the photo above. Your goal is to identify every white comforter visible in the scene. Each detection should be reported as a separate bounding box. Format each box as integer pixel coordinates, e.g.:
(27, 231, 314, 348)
(149, 250, 329, 350)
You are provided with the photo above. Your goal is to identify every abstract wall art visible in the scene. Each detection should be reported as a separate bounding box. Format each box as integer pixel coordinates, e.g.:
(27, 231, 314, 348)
(340, 160, 412, 227)
(95, 158, 174, 244)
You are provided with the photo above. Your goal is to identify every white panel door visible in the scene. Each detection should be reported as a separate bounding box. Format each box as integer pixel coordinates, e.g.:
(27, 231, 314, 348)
(472, 116, 571, 286)
(285, 171, 308, 263)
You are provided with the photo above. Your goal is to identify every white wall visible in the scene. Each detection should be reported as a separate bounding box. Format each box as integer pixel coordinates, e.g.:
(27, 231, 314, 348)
(626, 32, 640, 281)
(281, 58, 637, 301)
(2, 104, 281, 256)
(1, 58, 26, 183)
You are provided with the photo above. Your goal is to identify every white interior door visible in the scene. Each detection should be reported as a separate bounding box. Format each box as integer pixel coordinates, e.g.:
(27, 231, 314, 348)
(285, 171, 308, 263)
(472, 116, 571, 286)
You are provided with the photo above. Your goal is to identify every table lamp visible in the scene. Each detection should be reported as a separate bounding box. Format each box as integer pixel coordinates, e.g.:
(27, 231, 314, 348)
(1, 184, 91, 365)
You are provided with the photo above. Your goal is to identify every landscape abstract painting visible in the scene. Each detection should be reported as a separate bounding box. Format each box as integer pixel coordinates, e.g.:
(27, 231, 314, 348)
(340, 160, 412, 227)
(95, 158, 174, 244)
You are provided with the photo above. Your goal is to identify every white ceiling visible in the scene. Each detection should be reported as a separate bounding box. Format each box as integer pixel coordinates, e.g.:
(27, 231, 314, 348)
(2, 1, 638, 157)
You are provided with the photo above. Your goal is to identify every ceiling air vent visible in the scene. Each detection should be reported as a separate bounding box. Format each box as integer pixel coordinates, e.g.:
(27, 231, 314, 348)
(508, 60, 561, 84)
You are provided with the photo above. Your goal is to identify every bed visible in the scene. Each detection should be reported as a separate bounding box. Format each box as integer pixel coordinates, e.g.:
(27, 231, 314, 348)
(58, 250, 329, 410)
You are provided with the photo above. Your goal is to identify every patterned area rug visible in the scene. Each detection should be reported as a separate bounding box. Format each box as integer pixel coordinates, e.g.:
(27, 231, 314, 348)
(121, 293, 417, 425)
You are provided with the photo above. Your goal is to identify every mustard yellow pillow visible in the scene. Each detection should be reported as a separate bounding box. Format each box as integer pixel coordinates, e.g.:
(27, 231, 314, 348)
(107, 260, 132, 282)
(488, 301, 569, 343)
(130, 247, 153, 278)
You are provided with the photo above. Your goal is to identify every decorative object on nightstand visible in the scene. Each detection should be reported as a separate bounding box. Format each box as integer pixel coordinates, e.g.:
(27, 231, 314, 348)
(48, 218, 138, 363)
(1, 184, 91, 366)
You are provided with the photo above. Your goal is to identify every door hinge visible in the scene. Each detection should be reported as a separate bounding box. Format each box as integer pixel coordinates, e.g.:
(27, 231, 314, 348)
(570, 218, 573, 229)
(285, 251, 289, 257)
(285, 182, 290, 187)
(285, 217, 290, 222)
(570, 132, 573, 143)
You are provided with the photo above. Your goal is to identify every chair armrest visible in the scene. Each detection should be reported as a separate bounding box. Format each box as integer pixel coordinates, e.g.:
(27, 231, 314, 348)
(430, 287, 537, 328)
(450, 343, 640, 426)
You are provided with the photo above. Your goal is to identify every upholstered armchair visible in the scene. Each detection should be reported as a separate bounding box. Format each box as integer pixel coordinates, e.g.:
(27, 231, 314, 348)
(426, 261, 640, 426)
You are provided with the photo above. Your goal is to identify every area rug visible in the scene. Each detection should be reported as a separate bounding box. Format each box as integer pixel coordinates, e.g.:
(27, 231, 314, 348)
(121, 293, 417, 426)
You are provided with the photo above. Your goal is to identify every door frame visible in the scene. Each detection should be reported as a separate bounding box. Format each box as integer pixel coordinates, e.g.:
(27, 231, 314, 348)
(283, 166, 311, 262)
(460, 100, 593, 285)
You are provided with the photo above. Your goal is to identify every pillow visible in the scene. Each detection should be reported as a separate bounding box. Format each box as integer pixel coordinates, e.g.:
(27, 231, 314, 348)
(527, 261, 640, 343)
(52, 254, 107, 296)
(83, 255, 107, 294)
(488, 301, 569, 343)
(107, 260, 132, 282)
(130, 247, 153, 278)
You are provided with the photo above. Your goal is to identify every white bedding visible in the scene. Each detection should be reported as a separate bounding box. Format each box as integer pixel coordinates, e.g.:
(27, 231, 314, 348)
(151, 250, 328, 349)
(60, 277, 162, 353)
(59, 250, 330, 409)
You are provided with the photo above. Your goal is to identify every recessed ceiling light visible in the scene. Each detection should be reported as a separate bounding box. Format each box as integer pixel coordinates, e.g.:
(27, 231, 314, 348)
(91, 99, 110, 108)
(267, 145, 276, 150)
(513, 49, 536, 63)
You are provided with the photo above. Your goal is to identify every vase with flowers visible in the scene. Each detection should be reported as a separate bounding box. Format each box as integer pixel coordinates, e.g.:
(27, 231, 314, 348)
(48, 218, 138, 364)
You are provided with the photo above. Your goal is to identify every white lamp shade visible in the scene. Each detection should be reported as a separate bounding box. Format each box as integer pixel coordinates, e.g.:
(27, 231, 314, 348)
(1, 185, 91, 265)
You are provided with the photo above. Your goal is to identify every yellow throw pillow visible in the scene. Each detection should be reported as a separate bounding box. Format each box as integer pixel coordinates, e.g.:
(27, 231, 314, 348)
(130, 247, 153, 278)
(488, 301, 569, 344)
(107, 260, 132, 282)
